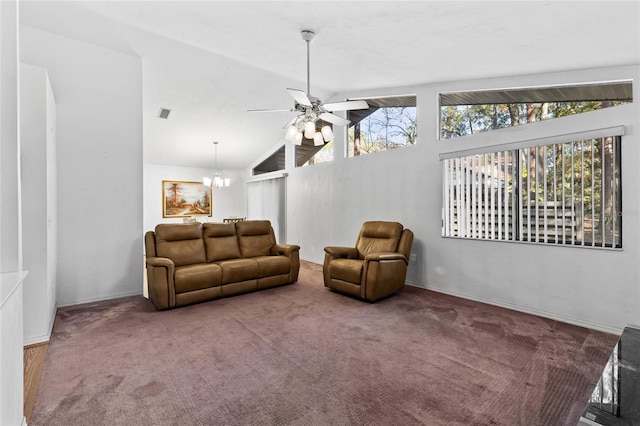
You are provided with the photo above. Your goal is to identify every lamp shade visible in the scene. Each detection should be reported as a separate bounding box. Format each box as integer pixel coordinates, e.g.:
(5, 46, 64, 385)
(313, 132, 324, 146)
(294, 132, 303, 146)
(304, 121, 315, 139)
(203, 177, 212, 187)
(321, 125, 334, 142)
(285, 125, 298, 142)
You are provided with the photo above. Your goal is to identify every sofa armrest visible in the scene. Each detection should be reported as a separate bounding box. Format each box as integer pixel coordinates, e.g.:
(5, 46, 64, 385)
(271, 244, 300, 257)
(145, 256, 176, 310)
(146, 256, 174, 268)
(324, 246, 359, 259)
(364, 252, 408, 265)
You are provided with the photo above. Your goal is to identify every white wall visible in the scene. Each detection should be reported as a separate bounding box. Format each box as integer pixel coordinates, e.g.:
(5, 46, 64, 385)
(143, 163, 246, 236)
(21, 63, 57, 345)
(20, 27, 143, 306)
(279, 65, 640, 333)
(0, 1, 26, 424)
(1, 0, 21, 275)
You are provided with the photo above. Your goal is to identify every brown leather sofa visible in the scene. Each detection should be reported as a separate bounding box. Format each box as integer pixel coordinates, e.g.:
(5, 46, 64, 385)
(145, 220, 300, 310)
(323, 221, 413, 302)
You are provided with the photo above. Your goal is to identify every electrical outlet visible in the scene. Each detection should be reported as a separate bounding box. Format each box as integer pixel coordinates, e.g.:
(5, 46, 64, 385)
(410, 254, 417, 263)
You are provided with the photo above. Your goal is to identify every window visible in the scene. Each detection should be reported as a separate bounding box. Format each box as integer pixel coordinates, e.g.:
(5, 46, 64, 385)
(253, 145, 285, 175)
(296, 139, 333, 167)
(442, 129, 623, 249)
(347, 95, 416, 157)
(440, 82, 632, 139)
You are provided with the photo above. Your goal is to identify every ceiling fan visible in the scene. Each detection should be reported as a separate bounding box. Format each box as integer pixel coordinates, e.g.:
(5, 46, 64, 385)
(248, 30, 369, 146)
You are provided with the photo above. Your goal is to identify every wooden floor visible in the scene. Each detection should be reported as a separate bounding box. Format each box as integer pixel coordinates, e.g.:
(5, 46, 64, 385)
(23, 342, 49, 423)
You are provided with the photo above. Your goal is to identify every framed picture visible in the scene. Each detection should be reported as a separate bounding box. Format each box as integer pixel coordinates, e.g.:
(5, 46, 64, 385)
(162, 180, 212, 218)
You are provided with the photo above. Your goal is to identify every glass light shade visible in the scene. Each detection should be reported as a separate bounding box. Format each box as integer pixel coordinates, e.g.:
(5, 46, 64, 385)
(224, 178, 231, 187)
(304, 121, 315, 139)
(285, 125, 298, 142)
(214, 176, 224, 188)
(313, 132, 324, 146)
(203, 177, 212, 187)
(321, 125, 334, 142)
(294, 131, 303, 146)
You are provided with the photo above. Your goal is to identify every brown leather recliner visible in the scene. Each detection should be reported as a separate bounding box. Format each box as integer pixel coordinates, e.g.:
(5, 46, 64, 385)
(323, 221, 414, 302)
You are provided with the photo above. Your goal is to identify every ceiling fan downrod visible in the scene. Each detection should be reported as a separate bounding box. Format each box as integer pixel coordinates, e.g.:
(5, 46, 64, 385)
(301, 30, 315, 97)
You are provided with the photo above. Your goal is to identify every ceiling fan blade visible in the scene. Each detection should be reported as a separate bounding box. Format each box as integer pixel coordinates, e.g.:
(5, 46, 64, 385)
(287, 88, 312, 107)
(247, 108, 293, 113)
(323, 100, 369, 112)
(319, 112, 350, 126)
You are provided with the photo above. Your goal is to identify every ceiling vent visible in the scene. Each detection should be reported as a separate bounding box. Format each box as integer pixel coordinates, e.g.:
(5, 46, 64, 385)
(157, 108, 171, 119)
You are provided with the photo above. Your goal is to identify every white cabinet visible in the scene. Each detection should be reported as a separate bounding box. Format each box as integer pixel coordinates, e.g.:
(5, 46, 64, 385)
(21, 63, 57, 345)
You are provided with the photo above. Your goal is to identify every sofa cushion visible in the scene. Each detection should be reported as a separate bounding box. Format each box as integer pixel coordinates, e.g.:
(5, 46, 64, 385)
(253, 256, 291, 278)
(174, 263, 221, 294)
(216, 258, 259, 284)
(203, 223, 242, 262)
(356, 221, 403, 259)
(236, 220, 275, 258)
(331, 258, 364, 285)
(155, 223, 206, 267)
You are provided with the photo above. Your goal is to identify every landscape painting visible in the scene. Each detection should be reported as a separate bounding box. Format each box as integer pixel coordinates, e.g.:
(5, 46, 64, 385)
(162, 180, 212, 218)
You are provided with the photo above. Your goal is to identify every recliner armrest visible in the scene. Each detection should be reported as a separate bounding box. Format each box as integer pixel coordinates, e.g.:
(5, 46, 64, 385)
(324, 246, 358, 259)
(364, 252, 408, 264)
(145, 256, 176, 310)
(271, 244, 300, 256)
(146, 256, 174, 268)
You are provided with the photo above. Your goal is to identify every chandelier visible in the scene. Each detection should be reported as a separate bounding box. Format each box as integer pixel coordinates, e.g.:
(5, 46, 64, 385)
(203, 141, 229, 188)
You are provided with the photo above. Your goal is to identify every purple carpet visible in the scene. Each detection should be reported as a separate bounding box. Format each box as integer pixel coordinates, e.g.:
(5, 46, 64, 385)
(30, 261, 617, 425)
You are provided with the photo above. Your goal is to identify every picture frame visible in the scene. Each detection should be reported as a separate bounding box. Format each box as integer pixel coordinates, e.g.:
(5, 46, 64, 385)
(162, 180, 212, 218)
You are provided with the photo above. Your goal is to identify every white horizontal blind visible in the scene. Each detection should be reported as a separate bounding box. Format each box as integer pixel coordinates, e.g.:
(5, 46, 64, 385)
(442, 136, 622, 249)
(246, 176, 286, 243)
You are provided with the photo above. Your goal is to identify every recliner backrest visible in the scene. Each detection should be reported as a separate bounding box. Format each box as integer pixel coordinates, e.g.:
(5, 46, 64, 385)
(236, 220, 276, 258)
(155, 223, 206, 266)
(356, 221, 403, 259)
(203, 222, 241, 262)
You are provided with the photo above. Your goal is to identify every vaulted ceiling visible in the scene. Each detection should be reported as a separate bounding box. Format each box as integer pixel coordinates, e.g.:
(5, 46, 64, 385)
(19, 1, 640, 170)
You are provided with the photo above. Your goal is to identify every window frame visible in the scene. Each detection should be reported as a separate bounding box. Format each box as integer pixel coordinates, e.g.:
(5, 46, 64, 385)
(441, 127, 625, 250)
(346, 95, 417, 158)
(438, 81, 632, 141)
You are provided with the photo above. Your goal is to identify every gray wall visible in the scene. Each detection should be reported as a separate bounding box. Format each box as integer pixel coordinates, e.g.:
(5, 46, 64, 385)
(271, 65, 640, 333)
(21, 27, 143, 306)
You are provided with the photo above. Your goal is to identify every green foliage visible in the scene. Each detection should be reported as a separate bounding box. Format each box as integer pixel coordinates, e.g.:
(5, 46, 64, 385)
(440, 101, 627, 139)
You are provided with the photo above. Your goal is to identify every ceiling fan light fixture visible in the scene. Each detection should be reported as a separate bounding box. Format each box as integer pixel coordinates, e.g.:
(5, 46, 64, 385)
(321, 125, 334, 142)
(249, 29, 368, 143)
(304, 121, 315, 139)
(313, 132, 324, 146)
(285, 125, 298, 142)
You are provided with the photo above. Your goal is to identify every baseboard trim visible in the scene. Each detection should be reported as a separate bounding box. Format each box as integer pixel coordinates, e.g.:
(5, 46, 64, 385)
(405, 281, 622, 335)
(23, 334, 49, 347)
(23, 304, 58, 346)
(57, 290, 143, 308)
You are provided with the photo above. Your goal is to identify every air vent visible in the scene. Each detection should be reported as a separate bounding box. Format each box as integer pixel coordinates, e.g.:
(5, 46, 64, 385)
(157, 108, 171, 119)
